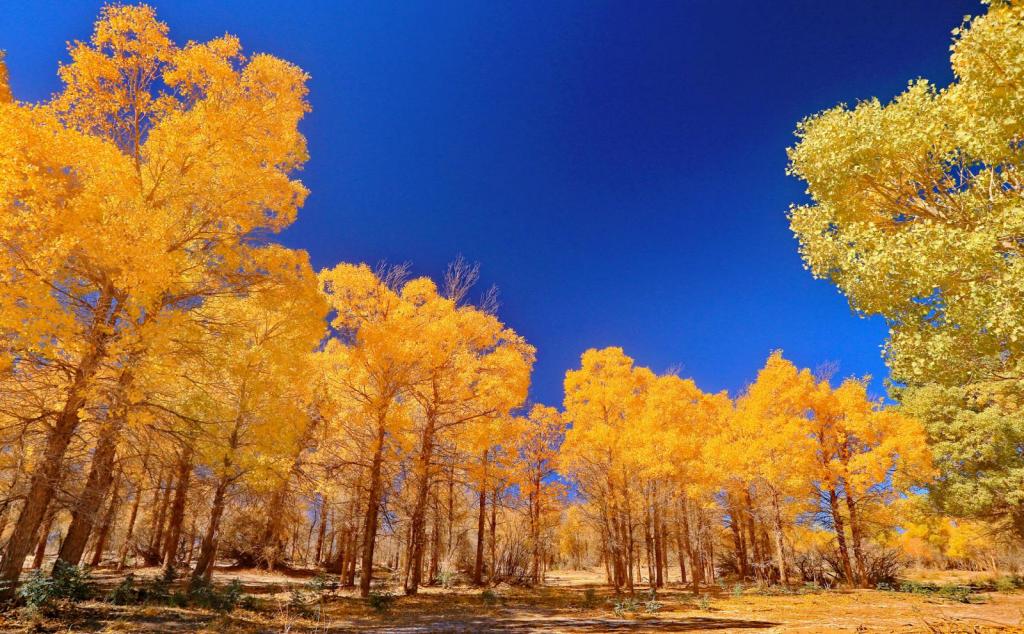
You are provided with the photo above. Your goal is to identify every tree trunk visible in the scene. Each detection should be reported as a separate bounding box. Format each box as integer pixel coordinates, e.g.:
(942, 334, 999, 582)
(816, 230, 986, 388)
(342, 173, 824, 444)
(653, 490, 664, 587)
(31, 507, 57, 570)
(845, 491, 867, 587)
(473, 453, 487, 585)
(404, 411, 437, 596)
(489, 487, 498, 584)
(828, 488, 855, 587)
(191, 477, 229, 582)
(359, 415, 388, 597)
(162, 450, 193, 569)
(0, 293, 114, 600)
(116, 476, 144, 571)
(770, 490, 789, 586)
(679, 497, 701, 595)
(90, 479, 121, 567)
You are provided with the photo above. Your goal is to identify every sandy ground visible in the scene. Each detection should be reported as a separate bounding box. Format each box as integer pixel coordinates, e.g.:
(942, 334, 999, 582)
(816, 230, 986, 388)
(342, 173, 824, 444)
(2, 565, 1023, 632)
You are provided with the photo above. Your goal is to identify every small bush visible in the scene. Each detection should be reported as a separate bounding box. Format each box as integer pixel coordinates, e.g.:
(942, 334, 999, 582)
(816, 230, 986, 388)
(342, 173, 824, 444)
(308, 572, 339, 595)
(612, 596, 639, 617)
(697, 594, 711, 611)
(643, 588, 662, 614)
(731, 583, 744, 597)
(480, 588, 500, 606)
(581, 587, 598, 608)
(108, 573, 144, 605)
(18, 562, 94, 611)
(187, 576, 245, 612)
(367, 589, 396, 613)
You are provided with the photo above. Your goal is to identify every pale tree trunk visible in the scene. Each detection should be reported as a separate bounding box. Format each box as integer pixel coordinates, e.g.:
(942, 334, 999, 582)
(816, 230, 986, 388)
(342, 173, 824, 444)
(770, 490, 789, 586)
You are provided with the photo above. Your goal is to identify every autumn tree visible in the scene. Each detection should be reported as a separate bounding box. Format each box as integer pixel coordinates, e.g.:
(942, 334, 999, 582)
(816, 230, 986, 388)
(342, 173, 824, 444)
(0, 4, 311, 599)
(787, 1, 1024, 538)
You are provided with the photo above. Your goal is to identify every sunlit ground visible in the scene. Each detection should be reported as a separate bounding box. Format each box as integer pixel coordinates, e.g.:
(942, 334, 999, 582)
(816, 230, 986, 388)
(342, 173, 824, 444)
(2, 565, 1023, 633)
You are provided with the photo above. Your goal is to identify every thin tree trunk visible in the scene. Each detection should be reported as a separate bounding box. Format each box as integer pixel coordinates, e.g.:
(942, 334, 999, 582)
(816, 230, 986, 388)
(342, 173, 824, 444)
(31, 507, 57, 570)
(117, 476, 144, 571)
(404, 411, 437, 596)
(359, 415, 388, 597)
(770, 490, 789, 586)
(192, 477, 229, 582)
(90, 479, 121, 567)
(473, 452, 488, 585)
(162, 449, 193, 569)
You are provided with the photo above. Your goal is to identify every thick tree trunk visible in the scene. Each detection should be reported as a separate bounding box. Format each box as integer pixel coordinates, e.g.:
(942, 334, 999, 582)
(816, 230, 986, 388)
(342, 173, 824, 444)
(359, 416, 388, 597)
(162, 450, 193, 569)
(845, 492, 867, 587)
(57, 423, 120, 567)
(0, 293, 114, 600)
(828, 488, 855, 587)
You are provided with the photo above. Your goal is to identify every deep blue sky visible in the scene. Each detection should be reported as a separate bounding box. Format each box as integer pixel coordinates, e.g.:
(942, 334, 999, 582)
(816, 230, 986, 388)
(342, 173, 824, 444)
(3, 1, 977, 407)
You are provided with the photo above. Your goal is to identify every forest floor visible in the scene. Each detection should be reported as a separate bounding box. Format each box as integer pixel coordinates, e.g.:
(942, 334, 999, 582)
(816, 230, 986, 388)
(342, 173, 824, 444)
(2, 565, 1023, 633)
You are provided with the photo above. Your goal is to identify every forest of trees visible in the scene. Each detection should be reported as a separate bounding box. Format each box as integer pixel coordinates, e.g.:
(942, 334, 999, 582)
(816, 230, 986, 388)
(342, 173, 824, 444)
(1, 0, 1023, 610)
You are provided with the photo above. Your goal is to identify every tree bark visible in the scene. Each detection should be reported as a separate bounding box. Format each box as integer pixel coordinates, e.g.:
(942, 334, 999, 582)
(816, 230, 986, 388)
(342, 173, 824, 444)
(0, 292, 114, 600)
(359, 414, 388, 597)
(827, 488, 855, 587)
(191, 477, 229, 582)
(845, 491, 867, 587)
(162, 449, 193, 569)
(404, 411, 437, 596)
(31, 507, 57, 570)
(90, 479, 121, 567)
(473, 451, 488, 585)
(770, 490, 789, 585)
(57, 423, 120, 567)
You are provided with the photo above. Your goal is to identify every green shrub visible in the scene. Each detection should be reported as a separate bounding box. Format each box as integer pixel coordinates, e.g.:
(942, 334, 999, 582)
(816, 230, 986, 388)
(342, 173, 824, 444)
(108, 573, 143, 605)
(643, 588, 662, 614)
(187, 576, 245, 612)
(480, 588, 499, 605)
(697, 594, 711, 611)
(367, 589, 396, 612)
(612, 596, 638, 617)
(18, 562, 95, 611)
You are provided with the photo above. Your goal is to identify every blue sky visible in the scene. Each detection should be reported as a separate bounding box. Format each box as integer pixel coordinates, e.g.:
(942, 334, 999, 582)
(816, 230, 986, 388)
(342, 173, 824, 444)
(3, 1, 977, 407)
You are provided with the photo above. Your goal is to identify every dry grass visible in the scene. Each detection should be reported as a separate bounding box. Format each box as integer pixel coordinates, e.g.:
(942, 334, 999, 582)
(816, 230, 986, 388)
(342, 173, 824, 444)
(2, 566, 1024, 632)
